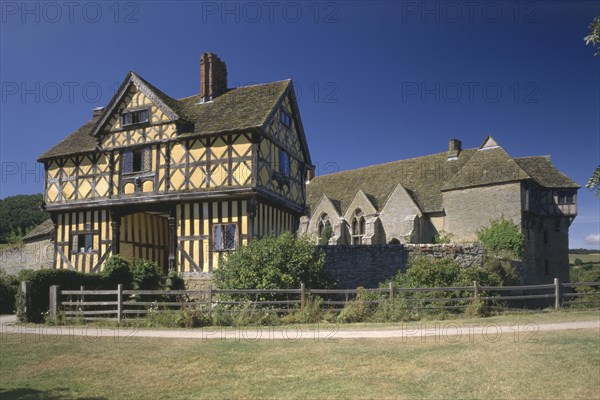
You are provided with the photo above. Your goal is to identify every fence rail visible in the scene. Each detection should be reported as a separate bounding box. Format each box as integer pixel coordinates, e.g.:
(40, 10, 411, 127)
(46, 279, 600, 322)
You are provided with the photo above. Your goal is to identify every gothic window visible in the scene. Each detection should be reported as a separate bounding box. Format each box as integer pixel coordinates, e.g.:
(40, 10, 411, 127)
(121, 108, 149, 127)
(214, 223, 237, 251)
(318, 213, 332, 245)
(351, 209, 365, 245)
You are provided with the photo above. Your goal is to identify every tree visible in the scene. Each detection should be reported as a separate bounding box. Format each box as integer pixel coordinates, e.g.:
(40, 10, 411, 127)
(585, 165, 600, 198)
(0, 194, 48, 243)
(584, 16, 600, 56)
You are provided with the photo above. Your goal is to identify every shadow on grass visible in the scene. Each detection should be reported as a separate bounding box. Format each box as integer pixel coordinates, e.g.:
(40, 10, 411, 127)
(0, 387, 106, 400)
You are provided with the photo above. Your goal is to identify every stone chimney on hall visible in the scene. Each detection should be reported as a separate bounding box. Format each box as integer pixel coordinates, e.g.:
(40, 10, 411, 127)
(448, 139, 462, 158)
(200, 52, 228, 102)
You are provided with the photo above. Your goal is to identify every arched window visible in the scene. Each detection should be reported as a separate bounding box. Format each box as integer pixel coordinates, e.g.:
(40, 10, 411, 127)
(318, 213, 332, 245)
(389, 238, 401, 245)
(351, 209, 365, 245)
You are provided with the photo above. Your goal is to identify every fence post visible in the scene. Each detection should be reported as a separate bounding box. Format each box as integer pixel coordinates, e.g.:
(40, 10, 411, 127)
(117, 284, 123, 322)
(473, 281, 479, 300)
(21, 281, 31, 321)
(207, 284, 213, 318)
(80, 286, 85, 309)
(49, 285, 60, 318)
(389, 282, 394, 303)
(300, 283, 306, 310)
(554, 278, 560, 311)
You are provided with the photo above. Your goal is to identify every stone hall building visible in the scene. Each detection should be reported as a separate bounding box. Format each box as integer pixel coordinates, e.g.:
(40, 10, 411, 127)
(299, 136, 579, 283)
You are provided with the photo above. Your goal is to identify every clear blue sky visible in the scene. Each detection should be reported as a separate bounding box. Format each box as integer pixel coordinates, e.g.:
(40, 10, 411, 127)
(1, 0, 598, 249)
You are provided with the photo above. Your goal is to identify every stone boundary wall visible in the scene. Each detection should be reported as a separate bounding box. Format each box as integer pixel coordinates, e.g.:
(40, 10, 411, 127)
(0, 240, 54, 275)
(321, 243, 484, 289)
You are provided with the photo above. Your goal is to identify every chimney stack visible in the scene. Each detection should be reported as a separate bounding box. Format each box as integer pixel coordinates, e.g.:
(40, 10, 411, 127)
(200, 52, 228, 102)
(448, 139, 462, 158)
(93, 107, 104, 118)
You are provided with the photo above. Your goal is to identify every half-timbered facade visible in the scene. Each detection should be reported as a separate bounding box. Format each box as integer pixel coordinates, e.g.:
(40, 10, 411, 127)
(39, 53, 312, 274)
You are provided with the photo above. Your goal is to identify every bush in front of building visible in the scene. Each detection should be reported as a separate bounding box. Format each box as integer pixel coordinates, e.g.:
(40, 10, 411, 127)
(477, 217, 525, 259)
(0, 269, 19, 314)
(213, 232, 332, 302)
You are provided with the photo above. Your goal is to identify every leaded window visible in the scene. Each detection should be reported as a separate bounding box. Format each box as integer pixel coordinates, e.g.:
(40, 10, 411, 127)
(122, 148, 151, 174)
(214, 223, 237, 251)
(280, 109, 292, 128)
(279, 149, 290, 176)
(72, 232, 93, 254)
(121, 109, 149, 127)
(351, 209, 365, 245)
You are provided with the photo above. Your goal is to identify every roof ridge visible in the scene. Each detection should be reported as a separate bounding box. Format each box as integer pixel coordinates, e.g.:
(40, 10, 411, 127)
(311, 148, 478, 179)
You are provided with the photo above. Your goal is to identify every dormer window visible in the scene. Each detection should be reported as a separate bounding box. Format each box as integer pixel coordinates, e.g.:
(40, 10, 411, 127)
(121, 108, 149, 127)
(280, 109, 292, 128)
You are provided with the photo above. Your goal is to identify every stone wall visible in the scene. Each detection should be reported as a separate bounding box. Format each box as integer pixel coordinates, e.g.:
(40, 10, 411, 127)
(182, 273, 213, 291)
(321, 243, 484, 289)
(0, 239, 54, 275)
(443, 182, 522, 242)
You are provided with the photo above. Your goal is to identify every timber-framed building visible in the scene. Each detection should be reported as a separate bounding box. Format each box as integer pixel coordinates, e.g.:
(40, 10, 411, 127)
(38, 53, 312, 274)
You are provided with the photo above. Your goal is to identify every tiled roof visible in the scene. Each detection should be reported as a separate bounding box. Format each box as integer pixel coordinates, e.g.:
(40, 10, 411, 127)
(307, 142, 579, 215)
(306, 149, 477, 214)
(22, 218, 53, 242)
(38, 76, 291, 161)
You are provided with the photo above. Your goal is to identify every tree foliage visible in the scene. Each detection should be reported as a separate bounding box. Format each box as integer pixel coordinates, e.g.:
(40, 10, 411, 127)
(585, 165, 600, 198)
(477, 217, 525, 259)
(584, 16, 600, 56)
(0, 194, 49, 243)
(213, 232, 331, 293)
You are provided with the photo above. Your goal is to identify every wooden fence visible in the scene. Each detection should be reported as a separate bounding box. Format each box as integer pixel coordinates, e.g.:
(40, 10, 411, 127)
(46, 279, 600, 322)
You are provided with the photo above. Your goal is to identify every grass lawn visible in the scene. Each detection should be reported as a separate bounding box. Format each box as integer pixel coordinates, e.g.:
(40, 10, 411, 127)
(1, 314, 599, 399)
(569, 252, 600, 265)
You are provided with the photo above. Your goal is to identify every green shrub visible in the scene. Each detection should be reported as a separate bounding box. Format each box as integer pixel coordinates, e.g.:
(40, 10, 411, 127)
(433, 231, 453, 244)
(15, 269, 105, 322)
(131, 259, 163, 290)
(0, 269, 18, 314)
(574, 258, 583, 266)
(337, 289, 379, 323)
(102, 255, 133, 288)
(371, 298, 412, 322)
(175, 307, 211, 328)
(210, 305, 235, 326)
(214, 232, 331, 302)
(281, 296, 334, 324)
(166, 271, 186, 290)
(232, 303, 279, 326)
(318, 224, 333, 245)
(477, 217, 525, 259)
(464, 298, 489, 318)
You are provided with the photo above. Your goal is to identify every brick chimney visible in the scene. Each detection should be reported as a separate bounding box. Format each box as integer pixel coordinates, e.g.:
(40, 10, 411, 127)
(448, 139, 462, 158)
(200, 52, 228, 102)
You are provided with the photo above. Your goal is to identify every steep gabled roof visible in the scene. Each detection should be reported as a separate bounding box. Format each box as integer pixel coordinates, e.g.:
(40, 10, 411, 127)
(306, 136, 579, 215)
(514, 156, 580, 189)
(306, 149, 477, 214)
(38, 76, 298, 161)
(442, 137, 530, 191)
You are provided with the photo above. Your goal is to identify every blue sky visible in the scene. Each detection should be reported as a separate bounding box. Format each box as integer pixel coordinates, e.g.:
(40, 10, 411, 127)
(1, 0, 598, 249)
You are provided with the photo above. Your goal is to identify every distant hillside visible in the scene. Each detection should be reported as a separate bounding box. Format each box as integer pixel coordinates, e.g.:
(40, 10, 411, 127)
(0, 194, 49, 243)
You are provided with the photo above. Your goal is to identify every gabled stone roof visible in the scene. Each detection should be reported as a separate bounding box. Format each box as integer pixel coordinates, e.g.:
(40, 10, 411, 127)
(38, 75, 292, 161)
(22, 218, 53, 242)
(307, 149, 477, 214)
(514, 156, 580, 189)
(306, 138, 579, 215)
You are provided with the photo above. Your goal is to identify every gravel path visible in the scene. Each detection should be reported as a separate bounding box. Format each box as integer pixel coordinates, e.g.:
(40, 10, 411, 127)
(2, 318, 598, 341)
